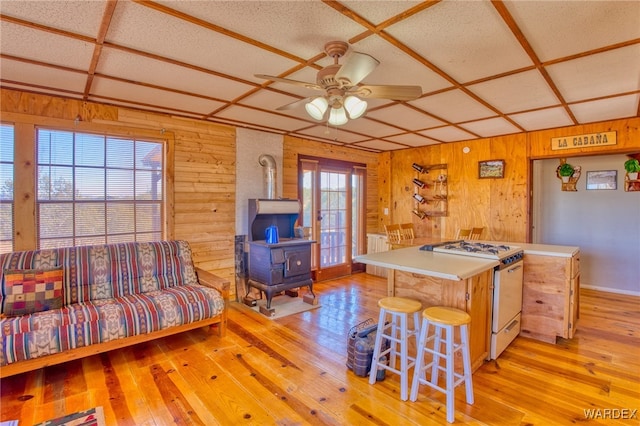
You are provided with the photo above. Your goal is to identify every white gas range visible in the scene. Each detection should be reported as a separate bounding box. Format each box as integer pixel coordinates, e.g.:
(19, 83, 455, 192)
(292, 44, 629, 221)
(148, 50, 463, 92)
(422, 240, 524, 359)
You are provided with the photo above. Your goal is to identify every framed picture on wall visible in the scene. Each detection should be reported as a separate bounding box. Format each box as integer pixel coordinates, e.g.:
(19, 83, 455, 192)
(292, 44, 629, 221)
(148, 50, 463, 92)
(478, 160, 505, 179)
(586, 170, 617, 190)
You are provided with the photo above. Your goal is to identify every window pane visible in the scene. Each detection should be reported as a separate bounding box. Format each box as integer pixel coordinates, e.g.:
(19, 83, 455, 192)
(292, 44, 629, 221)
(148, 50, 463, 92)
(38, 166, 73, 201)
(0, 204, 12, 252)
(76, 167, 105, 200)
(76, 203, 105, 236)
(107, 137, 133, 168)
(107, 169, 134, 199)
(0, 125, 13, 162)
(137, 142, 161, 169)
(36, 128, 164, 248)
(0, 164, 12, 201)
(38, 129, 73, 165)
(107, 203, 134, 234)
(136, 204, 161, 232)
(76, 133, 104, 167)
(39, 204, 73, 237)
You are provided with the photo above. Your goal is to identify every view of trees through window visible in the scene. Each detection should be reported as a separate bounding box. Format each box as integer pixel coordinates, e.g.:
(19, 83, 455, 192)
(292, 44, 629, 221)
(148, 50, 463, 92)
(0, 124, 14, 253)
(37, 129, 164, 248)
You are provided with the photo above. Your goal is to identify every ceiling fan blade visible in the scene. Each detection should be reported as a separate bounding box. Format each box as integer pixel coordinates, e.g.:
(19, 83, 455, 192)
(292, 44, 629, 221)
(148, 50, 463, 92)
(353, 84, 422, 101)
(255, 74, 322, 91)
(276, 97, 313, 111)
(334, 52, 379, 87)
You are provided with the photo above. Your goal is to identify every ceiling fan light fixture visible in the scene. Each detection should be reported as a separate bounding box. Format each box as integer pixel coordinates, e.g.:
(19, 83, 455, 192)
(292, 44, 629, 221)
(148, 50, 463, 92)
(328, 106, 348, 126)
(305, 96, 329, 120)
(344, 95, 367, 119)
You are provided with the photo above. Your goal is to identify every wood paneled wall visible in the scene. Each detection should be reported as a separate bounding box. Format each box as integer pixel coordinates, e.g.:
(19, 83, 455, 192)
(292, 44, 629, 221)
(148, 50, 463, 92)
(382, 117, 640, 243)
(1, 89, 237, 291)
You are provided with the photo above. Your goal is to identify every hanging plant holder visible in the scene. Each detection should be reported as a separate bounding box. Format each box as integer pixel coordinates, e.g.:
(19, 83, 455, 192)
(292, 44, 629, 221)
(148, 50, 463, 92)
(556, 158, 581, 191)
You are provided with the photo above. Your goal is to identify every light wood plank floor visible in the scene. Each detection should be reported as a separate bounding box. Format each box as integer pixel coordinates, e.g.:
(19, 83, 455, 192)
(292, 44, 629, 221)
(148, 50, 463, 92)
(1, 273, 639, 425)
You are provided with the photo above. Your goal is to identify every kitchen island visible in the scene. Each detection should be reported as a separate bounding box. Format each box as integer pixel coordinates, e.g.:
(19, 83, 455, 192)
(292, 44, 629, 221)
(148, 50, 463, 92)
(355, 246, 498, 371)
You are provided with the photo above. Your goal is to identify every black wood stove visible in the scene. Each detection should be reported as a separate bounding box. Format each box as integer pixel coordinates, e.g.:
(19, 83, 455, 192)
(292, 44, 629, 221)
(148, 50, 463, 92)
(246, 199, 315, 316)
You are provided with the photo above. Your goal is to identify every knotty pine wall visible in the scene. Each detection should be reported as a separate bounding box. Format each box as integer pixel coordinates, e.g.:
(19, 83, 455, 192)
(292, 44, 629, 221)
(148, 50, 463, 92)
(2, 88, 237, 290)
(380, 117, 640, 243)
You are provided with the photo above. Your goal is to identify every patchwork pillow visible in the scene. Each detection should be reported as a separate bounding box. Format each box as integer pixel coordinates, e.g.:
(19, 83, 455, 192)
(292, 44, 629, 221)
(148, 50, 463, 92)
(2, 266, 64, 316)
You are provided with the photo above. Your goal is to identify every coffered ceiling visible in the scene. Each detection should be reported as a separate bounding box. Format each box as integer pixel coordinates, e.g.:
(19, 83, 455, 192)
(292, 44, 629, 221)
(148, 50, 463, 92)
(1, 1, 639, 152)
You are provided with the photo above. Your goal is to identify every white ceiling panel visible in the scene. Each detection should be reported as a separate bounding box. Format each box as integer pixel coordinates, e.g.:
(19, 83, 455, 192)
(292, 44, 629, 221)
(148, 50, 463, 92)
(349, 36, 453, 95)
(1, 0, 637, 152)
(569, 94, 640, 124)
(547, 45, 640, 103)
(365, 104, 444, 131)
(107, 1, 299, 84)
(342, 1, 424, 25)
(386, 1, 533, 83)
(508, 107, 574, 132)
(96, 47, 255, 102)
(384, 133, 440, 148)
(216, 105, 311, 131)
(353, 139, 408, 151)
(0, 21, 94, 70)
(0, 59, 86, 93)
(0, 0, 107, 38)
(459, 117, 522, 138)
(505, 0, 640, 62)
(155, 0, 368, 60)
(419, 126, 477, 143)
(468, 69, 560, 114)
(294, 126, 368, 144)
(409, 89, 496, 124)
(91, 77, 225, 115)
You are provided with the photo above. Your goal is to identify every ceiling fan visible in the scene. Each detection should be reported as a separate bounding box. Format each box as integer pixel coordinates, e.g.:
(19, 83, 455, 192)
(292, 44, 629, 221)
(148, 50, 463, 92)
(255, 41, 422, 125)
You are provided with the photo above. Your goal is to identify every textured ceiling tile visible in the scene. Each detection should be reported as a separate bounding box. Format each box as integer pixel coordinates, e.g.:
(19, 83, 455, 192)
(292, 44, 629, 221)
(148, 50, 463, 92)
(384, 133, 440, 147)
(546, 45, 640, 103)
(96, 47, 255, 102)
(468, 69, 560, 114)
(155, 0, 367, 60)
(337, 116, 402, 137)
(342, 1, 424, 25)
(385, 1, 533, 83)
(409, 89, 496, 123)
(459, 117, 522, 138)
(0, 0, 107, 38)
(91, 77, 225, 115)
(0, 59, 86, 93)
(419, 126, 476, 143)
(107, 2, 299, 84)
(365, 104, 445, 131)
(353, 139, 407, 151)
(0, 21, 94, 69)
(505, 0, 640, 62)
(216, 105, 311, 131)
(296, 126, 368, 144)
(570, 94, 640, 124)
(508, 107, 574, 131)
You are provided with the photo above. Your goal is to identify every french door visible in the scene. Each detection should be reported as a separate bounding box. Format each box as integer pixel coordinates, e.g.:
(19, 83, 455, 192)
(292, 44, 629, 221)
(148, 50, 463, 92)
(299, 157, 366, 281)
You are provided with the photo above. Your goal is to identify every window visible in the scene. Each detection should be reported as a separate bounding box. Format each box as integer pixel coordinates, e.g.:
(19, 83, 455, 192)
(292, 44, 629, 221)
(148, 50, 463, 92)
(0, 124, 14, 253)
(36, 128, 164, 248)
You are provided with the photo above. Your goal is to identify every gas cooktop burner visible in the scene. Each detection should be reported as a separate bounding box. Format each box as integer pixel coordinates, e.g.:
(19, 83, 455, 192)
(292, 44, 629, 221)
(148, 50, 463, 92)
(430, 240, 523, 262)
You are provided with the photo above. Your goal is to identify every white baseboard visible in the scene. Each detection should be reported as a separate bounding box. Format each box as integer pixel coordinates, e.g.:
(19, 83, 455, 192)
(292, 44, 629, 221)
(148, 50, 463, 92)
(581, 284, 640, 297)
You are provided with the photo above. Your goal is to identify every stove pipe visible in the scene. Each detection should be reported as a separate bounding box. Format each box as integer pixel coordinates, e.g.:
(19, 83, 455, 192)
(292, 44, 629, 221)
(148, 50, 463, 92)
(259, 154, 277, 199)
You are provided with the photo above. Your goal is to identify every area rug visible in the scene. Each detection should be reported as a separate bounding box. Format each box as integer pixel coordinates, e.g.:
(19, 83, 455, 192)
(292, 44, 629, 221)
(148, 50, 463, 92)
(248, 295, 321, 320)
(33, 406, 106, 426)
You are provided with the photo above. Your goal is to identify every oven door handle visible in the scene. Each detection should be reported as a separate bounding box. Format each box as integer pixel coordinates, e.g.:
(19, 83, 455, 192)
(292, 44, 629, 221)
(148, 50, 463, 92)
(507, 264, 522, 273)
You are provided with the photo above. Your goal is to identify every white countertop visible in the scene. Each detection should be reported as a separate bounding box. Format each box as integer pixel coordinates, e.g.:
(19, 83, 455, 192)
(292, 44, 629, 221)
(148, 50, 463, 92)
(518, 242, 579, 257)
(355, 246, 498, 281)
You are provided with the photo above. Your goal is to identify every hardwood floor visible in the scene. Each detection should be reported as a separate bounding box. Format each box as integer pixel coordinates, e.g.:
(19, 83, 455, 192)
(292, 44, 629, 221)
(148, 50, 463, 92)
(1, 273, 638, 425)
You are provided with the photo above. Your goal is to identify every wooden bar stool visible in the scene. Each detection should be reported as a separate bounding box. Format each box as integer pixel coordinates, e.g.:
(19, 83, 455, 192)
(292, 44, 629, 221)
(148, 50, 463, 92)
(410, 306, 474, 423)
(368, 296, 422, 401)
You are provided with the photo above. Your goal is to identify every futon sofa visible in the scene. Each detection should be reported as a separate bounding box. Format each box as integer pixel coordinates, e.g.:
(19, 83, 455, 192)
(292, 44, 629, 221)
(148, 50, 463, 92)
(0, 240, 229, 378)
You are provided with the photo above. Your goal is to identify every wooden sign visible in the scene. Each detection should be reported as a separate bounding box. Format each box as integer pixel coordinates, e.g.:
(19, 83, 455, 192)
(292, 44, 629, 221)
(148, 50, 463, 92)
(551, 131, 616, 150)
